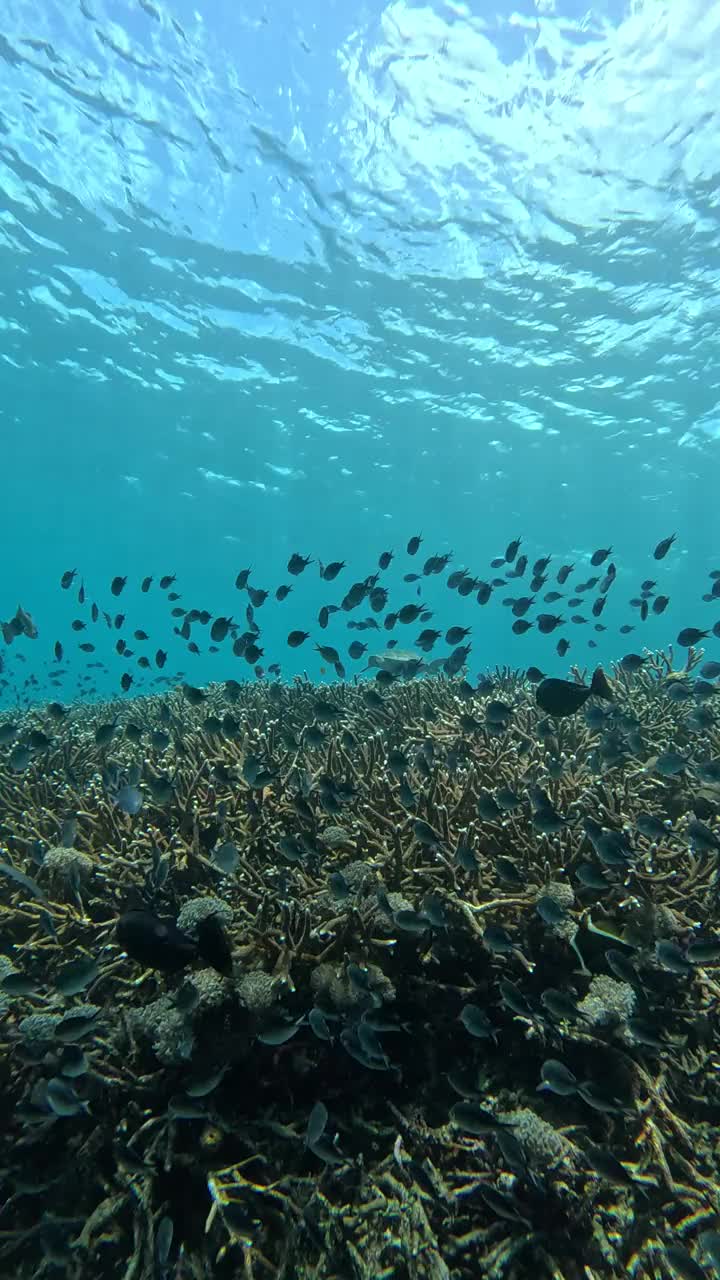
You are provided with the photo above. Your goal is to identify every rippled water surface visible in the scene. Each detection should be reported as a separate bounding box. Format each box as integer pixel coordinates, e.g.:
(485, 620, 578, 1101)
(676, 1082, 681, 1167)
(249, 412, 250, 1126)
(1, 0, 719, 697)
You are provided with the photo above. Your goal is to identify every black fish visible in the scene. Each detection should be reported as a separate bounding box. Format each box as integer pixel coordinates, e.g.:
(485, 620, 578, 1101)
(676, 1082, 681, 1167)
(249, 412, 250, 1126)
(111, 576, 127, 597)
(116, 911, 197, 973)
(446, 625, 470, 645)
(536, 668, 613, 717)
(288, 630, 309, 648)
(537, 614, 564, 634)
(288, 553, 312, 575)
(61, 569, 77, 589)
(407, 535, 422, 555)
(210, 616, 232, 643)
(316, 643, 339, 663)
(196, 914, 233, 976)
(677, 627, 709, 647)
(654, 533, 676, 560)
(378, 551, 393, 570)
(590, 547, 612, 566)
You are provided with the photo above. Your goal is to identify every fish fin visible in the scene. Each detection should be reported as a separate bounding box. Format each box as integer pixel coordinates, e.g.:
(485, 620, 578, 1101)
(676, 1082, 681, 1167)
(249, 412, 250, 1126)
(590, 667, 614, 702)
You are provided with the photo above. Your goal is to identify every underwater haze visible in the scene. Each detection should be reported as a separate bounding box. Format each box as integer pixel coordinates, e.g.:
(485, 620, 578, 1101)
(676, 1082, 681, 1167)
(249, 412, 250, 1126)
(1, 0, 720, 700)
(6, 6, 720, 1280)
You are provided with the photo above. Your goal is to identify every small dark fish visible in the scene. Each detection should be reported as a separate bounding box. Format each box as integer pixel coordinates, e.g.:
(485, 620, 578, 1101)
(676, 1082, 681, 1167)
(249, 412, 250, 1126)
(677, 627, 709, 648)
(687, 938, 720, 965)
(446, 625, 471, 645)
(653, 751, 688, 777)
(584, 1145, 637, 1187)
(288, 553, 312, 575)
(61, 570, 77, 589)
(407, 535, 422, 555)
(536, 668, 613, 717)
(450, 1101, 510, 1135)
(210, 616, 232, 643)
(115, 784, 143, 816)
(590, 547, 612, 566)
(536, 895, 568, 926)
(46, 1076, 88, 1117)
(495, 856, 523, 887)
(55, 956, 99, 996)
(320, 560, 345, 581)
(537, 613, 564, 633)
(620, 653, 645, 672)
(316, 643, 340, 664)
(116, 911, 197, 973)
(499, 980, 533, 1017)
(540, 989, 581, 1021)
(687, 819, 720, 852)
(483, 924, 516, 955)
(575, 862, 610, 890)
(653, 594, 669, 614)
(288, 630, 309, 648)
(655, 939, 692, 975)
(196, 914, 233, 977)
(538, 1059, 577, 1096)
(606, 949, 639, 985)
(653, 533, 676, 560)
(458, 1004, 495, 1040)
(111, 576, 127, 596)
(0, 858, 48, 904)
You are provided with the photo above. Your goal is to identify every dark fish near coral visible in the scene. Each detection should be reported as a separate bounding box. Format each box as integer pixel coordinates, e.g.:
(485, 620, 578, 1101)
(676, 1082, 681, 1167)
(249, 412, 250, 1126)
(538, 1059, 577, 1096)
(677, 627, 709, 647)
(116, 911, 198, 973)
(196, 914, 233, 976)
(536, 668, 613, 717)
(450, 1101, 511, 1135)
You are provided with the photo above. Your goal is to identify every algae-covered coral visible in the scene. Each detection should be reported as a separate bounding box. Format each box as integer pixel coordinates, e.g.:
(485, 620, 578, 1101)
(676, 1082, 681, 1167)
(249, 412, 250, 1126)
(0, 652, 720, 1279)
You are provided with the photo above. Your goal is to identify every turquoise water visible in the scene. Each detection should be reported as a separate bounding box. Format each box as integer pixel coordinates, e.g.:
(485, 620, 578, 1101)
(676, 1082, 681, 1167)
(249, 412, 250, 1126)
(1, 0, 719, 704)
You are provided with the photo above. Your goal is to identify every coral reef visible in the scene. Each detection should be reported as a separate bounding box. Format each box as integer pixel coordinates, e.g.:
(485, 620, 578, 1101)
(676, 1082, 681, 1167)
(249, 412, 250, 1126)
(0, 653, 719, 1278)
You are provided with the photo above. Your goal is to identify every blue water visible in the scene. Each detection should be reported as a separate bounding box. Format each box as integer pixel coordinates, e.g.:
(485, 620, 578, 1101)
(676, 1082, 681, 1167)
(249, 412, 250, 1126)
(1, 0, 719, 705)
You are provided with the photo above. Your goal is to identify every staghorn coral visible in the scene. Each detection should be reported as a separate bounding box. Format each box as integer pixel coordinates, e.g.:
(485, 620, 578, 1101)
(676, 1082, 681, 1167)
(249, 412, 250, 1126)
(0, 653, 717, 1278)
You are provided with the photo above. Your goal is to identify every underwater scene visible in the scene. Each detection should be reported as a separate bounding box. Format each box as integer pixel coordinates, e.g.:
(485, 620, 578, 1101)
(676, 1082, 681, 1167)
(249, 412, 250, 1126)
(2, 1, 720, 1277)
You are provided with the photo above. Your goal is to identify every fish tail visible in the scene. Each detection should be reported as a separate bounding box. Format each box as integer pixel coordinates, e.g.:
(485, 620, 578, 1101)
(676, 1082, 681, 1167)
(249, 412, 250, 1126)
(590, 667, 614, 702)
